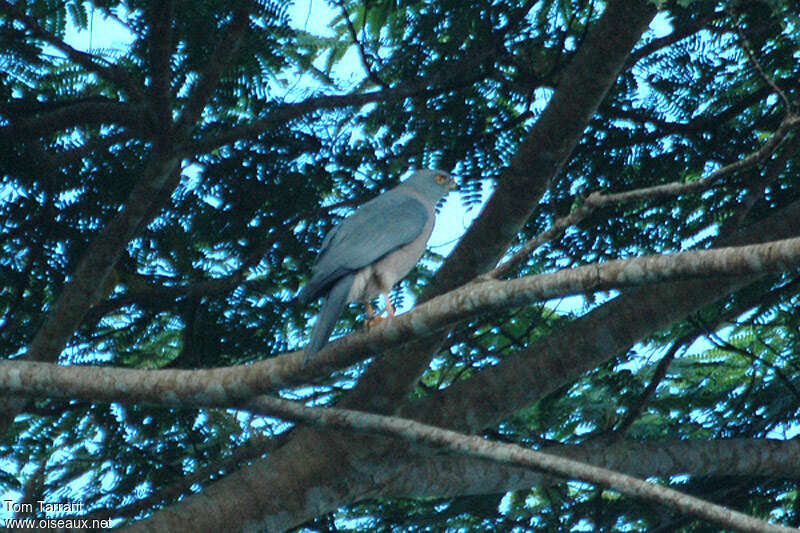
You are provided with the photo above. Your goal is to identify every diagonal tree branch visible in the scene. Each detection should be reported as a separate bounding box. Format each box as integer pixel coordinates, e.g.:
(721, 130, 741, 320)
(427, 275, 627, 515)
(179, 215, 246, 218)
(0, 100, 148, 139)
(0, 152, 181, 436)
(391, 438, 800, 500)
(731, 7, 795, 112)
(22, 153, 179, 364)
(183, 73, 483, 156)
(236, 397, 793, 533)
(626, 8, 723, 66)
(335, 0, 385, 87)
(9, 371, 793, 533)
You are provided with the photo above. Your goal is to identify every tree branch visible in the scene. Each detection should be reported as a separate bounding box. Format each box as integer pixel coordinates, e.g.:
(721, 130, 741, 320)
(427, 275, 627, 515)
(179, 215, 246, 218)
(2, 370, 794, 531)
(335, 0, 385, 87)
(4, 235, 800, 404)
(392, 438, 800, 500)
(626, 9, 723, 66)
(182, 0, 539, 157)
(183, 75, 482, 156)
(108, 395, 793, 533)
(0, 0, 142, 100)
(0, 152, 181, 436)
(173, 1, 252, 132)
(490, 113, 800, 278)
(238, 398, 793, 533)
(0, 100, 147, 139)
(731, 9, 795, 111)
(145, 0, 176, 127)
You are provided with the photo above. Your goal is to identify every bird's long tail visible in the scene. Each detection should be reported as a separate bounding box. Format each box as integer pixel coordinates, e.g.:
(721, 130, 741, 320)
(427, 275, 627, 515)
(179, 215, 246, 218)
(304, 273, 355, 364)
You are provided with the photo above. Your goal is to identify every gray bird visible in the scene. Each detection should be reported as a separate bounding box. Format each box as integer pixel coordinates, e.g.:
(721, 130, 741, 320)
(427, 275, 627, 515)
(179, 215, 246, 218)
(298, 169, 457, 362)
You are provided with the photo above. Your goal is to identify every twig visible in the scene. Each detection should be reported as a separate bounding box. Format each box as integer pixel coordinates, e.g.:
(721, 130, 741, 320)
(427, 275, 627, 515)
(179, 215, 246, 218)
(627, 10, 722, 66)
(489, 114, 800, 279)
(700, 323, 800, 402)
(613, 274, 800, 439)
(184, 0, 538, 156)
(174, 1, 253, 132)
(0, 0, 142, 101)
(611, 332, 693, 438)
(336, 0, 385, 87)
(731, 13, 795, 112)
(722, 131, 800, 232)
(183, 68, 488, 156)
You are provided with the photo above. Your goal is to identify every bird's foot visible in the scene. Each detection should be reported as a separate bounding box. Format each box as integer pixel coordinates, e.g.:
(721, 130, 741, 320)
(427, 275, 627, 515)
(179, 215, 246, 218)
(366, 315, 387, 328)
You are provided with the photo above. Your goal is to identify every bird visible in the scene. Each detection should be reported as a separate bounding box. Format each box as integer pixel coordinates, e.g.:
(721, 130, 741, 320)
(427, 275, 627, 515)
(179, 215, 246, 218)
(298, 169, 457, 362)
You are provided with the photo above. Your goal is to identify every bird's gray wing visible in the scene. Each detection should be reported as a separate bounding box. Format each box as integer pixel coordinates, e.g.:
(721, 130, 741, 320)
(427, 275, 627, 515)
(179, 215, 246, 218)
(298, 192, 429, 302)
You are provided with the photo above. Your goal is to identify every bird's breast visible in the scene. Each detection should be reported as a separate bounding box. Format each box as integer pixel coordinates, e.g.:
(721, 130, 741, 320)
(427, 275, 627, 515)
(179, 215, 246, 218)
(347, 214, 435, 303)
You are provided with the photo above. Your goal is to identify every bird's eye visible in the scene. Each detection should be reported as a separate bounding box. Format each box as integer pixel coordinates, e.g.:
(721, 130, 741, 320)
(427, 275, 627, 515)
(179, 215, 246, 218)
(435, 174, 447, 184)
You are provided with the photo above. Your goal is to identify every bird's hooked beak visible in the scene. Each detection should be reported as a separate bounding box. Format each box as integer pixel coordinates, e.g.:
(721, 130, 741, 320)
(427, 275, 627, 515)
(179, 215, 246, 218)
(446, 176, 458, 191)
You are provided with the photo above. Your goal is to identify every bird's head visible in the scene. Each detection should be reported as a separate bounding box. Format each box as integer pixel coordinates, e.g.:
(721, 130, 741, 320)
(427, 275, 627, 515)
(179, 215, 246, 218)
(403, 169, 457, 203)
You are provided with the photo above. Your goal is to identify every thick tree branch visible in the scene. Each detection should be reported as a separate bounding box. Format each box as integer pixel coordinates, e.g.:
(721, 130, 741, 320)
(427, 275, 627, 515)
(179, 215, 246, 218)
(5, 372, 794, 531)
(392, 438, 800, 500)
(22, 153, 179, 363)
(427, 0, 657, 295)
(4, 236, 800, 405)
(0, 100, 147, 139)
(0, 153, 181, 436)
(145, 0, 176, 127)
(159, 397, 800, 532)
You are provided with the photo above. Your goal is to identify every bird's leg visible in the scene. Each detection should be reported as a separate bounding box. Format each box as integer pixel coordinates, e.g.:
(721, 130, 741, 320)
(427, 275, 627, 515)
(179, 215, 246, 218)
(383, 291, 395, 318)
(366, 292, 395, 327)
(365, 300, 382, 327)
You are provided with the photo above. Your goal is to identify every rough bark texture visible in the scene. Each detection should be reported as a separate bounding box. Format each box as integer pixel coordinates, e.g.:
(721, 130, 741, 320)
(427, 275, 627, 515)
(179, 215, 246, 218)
(388, 438, 800, 500)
